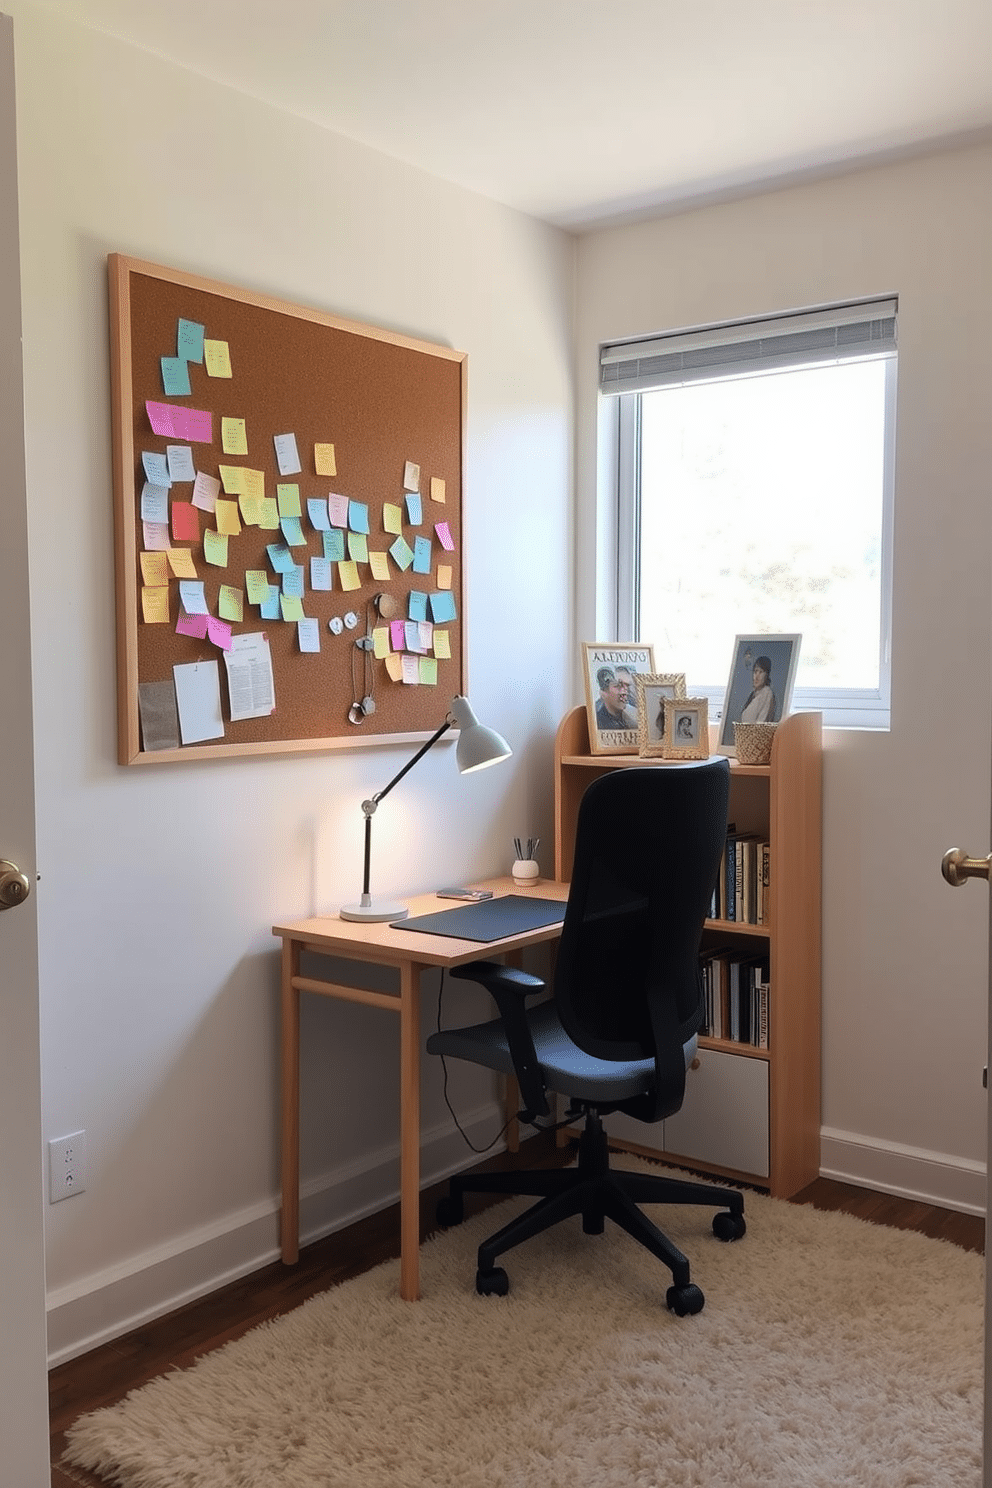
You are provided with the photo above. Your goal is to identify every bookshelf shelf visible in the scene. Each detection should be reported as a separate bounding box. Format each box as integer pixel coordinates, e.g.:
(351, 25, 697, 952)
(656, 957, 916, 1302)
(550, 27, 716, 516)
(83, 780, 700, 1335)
(553, 704, 822, 1198)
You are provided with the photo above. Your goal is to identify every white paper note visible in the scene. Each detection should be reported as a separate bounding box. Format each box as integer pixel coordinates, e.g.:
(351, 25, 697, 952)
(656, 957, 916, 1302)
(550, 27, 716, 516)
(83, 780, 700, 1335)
(173, 661, 225, 743)
(223, 632, 276, 721)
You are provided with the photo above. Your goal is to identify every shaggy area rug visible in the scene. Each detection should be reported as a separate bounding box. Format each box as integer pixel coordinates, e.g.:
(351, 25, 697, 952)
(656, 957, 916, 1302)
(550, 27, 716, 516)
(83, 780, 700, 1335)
(64, 1159, 983, 1488)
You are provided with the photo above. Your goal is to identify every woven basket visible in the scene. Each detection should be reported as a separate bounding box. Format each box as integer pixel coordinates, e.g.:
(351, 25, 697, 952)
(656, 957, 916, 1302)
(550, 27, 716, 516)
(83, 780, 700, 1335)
(733, 721, 777, 764)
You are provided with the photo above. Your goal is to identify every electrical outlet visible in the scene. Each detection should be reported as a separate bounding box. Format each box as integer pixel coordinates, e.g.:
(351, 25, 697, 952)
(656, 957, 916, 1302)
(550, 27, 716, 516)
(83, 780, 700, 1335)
(49, 1130, 86, 1203)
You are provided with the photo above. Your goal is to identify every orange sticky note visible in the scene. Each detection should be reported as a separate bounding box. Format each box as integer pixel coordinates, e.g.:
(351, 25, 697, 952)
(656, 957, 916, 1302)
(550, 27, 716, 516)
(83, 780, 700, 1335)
(141, 586, 170, 624)
(430, 477, 446, 504)
(314, 443, 336, 476)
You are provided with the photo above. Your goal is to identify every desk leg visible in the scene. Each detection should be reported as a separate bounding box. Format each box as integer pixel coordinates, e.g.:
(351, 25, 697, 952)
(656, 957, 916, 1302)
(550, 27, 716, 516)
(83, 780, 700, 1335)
(280, 938, 301, 1265)
(399, 960, 422, 1300)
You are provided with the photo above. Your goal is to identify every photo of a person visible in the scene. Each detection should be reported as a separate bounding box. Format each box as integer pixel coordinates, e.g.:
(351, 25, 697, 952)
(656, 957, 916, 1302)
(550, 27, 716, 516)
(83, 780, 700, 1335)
(582, 643, 657, 755)
(614, 667, 638, 722)
(740, 655, 776, 724)
(675, 712, 696, 740)
(595, 665, 637, 731)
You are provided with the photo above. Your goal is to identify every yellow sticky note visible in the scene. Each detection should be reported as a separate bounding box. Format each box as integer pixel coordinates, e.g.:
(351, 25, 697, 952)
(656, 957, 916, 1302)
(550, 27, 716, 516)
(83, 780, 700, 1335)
(436, 564, 452, 590)
(215, 499, 241, 536)
(218, 464, 245, 495)
(239, 493, 263, 527)
(382, 503, 403, 534)
(280, 593, 304, 622)
(242, 468, 265, 502)
(167, 548, 198, 579)
(218, 585, 243, 622)
(221, 417, 247, 455)
(245, 570, 269, 605)
(140, 551, 169, 586)
(259, 497, 279, 530)
(337, 560, 361, 592)
(204, 339, 232, 377)
(372, 626, 390, 659)
(419, 657, 438, 686)
(430, 477, 446, 504)
(277, 483, 301, 517)
(384, 653, 403, 682)
(433, 628, 451, 660)
(141, 586, 170, 623)
(204, 529, 229, 566)
(368, 550, 390, 581)
(314, 442, 336, 476)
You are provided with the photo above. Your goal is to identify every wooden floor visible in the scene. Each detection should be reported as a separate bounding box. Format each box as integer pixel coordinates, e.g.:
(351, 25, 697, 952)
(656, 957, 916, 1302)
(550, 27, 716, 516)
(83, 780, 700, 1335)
(49, 1136, 985, 1488)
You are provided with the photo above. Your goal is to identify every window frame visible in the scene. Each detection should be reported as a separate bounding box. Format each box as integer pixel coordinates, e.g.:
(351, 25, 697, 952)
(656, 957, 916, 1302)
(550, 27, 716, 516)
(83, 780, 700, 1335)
(612, 357, 896, 730)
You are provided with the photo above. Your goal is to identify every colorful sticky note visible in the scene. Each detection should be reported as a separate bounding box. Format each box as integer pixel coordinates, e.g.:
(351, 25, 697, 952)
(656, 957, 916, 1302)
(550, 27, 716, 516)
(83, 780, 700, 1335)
(384, 653, 404, 682)
(142, 451, 171, 487)
(389, 619, 406, 651)
(266, 543, 295, 574)
(348, 501, 370, 534)
(401, 655, 420, 684)
(429, 591, 457, 623)
(176, 612, 208, 640)
(161, 356, 191, 397)
(277, 483, 301, 517)
(412, 536, 432, 574)
(383, 503, 403, 534)
(177, 318, 204, 363)
(323, 529, 345, 562)
(179, 580, 208, 614)
(408, 591, 428, 622)
(242, 469, 265, 501)
(389, 535, 414, 571)
(347, 531, 368, 564)
(419, 657, 438, 686)
(146, 401, 212, 442)
(310, 557, 333, 591)
(282, 565, 305, 599)
(141, 586, 170, 623)
(274, 432, 301, 476)
(280, 516, 306, 547)
(405, 492, 422, 526)
(430, 477, 446, 504)
(239, 493, 263, 527)
(245, 570, 269, 605)
(203, 529, 229, 567)
(280, 593, 305, 622)
(259, 497, 280, 530)
(435, 521, 455, 551)
(403, 460, 420, 492)
(372, 626, 390, 659)
(140, 482, 169, 524)
(337, 560, 361, 592)
(142, 520, 171, 551)
(218, 585, 243, 622)
(204, 339, 232, 377)
(307, 497, 330, 531)
(368, 550, 390, 581)
(433, 628, 451, 660)
(140, 551, 170, 586)
(328, 493, 350, 527)
(222, 417, 248, 456)
(314, 442, 336, 477)
(404, 621, 426, 653)
(297, 617, 321, 653)
(166, 548, 197, 579)
(166, 445, 196, 483)
(206, 616, 233, 650)
(260, 585, 280, 620)
(171, 501, 199, 543)
(218, 464, 246, 495)
(215, 499, 241, 536)
(436, 563, 453, 590)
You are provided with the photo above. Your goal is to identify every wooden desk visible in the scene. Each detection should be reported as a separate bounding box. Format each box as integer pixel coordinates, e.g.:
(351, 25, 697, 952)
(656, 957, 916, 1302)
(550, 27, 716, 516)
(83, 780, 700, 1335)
(273, 876, 569, 1300)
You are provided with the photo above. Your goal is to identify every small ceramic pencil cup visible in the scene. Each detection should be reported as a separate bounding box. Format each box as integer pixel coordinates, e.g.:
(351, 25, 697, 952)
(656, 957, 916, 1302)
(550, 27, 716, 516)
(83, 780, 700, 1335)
(512, 837, 541, 886)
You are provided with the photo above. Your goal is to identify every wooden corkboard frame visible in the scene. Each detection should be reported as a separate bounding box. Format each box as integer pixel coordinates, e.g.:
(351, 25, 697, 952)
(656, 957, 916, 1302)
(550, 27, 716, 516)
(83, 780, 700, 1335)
(109, 254, 467, 764)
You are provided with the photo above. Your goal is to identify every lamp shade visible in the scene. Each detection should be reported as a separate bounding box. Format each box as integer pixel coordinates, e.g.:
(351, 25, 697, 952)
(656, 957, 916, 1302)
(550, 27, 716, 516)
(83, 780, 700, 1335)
(450, 695, 513, 773)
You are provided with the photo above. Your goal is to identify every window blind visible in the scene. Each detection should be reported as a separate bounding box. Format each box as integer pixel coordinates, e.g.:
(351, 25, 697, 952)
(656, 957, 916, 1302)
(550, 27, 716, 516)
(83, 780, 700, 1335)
(600, 298, 897, 396)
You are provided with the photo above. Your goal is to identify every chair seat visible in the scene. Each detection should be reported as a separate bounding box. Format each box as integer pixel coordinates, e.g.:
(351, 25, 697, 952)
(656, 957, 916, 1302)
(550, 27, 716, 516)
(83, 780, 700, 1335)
(428, 1000, 696, 1104)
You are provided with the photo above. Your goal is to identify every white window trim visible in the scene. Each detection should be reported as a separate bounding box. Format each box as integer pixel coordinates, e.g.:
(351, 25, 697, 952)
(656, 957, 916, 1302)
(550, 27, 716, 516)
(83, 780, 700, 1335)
(612, 358, 896, 731)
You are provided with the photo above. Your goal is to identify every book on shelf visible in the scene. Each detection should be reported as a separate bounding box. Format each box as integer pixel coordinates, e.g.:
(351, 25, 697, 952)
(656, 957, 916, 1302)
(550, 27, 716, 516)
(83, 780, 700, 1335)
(712, 830, 768, 925)
(699, 948, 769, 1049)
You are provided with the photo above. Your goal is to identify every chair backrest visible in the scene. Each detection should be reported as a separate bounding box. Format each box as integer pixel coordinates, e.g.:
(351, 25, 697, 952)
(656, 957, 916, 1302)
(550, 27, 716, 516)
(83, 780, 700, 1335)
(554, 761, 730, 1078)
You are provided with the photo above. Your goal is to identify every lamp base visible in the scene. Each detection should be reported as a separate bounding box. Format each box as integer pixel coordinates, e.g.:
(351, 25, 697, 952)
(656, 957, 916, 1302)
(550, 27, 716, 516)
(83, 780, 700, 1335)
(339, 898, 408, 923)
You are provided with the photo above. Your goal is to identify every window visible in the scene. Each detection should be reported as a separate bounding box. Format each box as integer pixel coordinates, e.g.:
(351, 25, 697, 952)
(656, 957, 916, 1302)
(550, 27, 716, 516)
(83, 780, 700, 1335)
(604, 299, 897, 728)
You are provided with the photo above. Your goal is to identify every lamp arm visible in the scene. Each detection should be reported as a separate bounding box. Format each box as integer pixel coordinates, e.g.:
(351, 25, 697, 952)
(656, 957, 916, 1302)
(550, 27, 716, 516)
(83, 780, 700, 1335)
(358, 717, 453, 900)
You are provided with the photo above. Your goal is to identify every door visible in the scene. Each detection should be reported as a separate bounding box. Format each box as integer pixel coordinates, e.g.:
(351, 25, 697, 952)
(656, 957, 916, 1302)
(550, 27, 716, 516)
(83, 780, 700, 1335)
(941, 845, 992, 1486)
(0, 13, 52, 1485)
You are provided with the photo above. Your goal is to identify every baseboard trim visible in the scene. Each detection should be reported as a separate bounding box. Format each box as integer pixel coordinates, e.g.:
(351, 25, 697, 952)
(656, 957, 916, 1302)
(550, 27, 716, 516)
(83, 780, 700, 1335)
(45, 1101, 505, 1367)
(819, 1127, 986, 1217)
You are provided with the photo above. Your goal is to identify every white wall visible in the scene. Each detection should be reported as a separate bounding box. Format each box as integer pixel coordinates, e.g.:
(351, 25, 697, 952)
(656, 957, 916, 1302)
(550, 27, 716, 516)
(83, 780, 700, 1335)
(576, 143, 992, 1208)
(6, 2, 574, 1361)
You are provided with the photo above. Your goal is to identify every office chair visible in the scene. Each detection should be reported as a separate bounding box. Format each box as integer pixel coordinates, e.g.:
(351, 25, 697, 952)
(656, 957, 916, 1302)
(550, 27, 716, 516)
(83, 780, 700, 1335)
(426, 760, 746, 1315)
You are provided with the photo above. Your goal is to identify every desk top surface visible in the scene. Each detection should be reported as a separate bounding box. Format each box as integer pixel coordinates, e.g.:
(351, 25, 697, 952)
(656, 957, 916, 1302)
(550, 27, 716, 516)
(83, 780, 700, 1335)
(272, 876, 569, 968)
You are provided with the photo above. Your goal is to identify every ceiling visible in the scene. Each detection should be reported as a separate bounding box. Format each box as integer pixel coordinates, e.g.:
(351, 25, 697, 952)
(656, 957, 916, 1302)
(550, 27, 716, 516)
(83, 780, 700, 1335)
(31, 0, 992, 228)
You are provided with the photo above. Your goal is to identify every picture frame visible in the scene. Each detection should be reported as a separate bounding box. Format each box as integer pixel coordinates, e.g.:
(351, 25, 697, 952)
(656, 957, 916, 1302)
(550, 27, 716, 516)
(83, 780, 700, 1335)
(581, 642, 656, 755)
(634, 673, 687, 758)
(660, 698, 710, 761)
(718, 634, 801, 755)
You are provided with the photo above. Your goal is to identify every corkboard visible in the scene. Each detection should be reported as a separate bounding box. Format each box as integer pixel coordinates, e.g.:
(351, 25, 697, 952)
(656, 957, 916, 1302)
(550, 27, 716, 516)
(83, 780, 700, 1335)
(109, 255, 467, 764)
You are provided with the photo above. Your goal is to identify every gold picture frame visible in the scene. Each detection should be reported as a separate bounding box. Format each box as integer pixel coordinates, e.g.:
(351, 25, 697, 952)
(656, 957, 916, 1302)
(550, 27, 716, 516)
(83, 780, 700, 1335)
(659, 697, 710, 761)
(581, 642, 656, 755)
(635, 673, 688, 757)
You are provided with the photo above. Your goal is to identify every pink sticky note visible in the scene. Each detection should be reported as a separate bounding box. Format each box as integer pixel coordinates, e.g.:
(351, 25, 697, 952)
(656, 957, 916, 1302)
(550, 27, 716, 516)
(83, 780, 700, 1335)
(146, 400, 179, 437)
(176, 613, 208, 639)
(389, 619, 405, 651)
(183, 407, 213, 443)
(206, 616, 233, 651)
(171, 501, 200, 542)
(328, 493, 349, 527)
(435, 521, 455, 551)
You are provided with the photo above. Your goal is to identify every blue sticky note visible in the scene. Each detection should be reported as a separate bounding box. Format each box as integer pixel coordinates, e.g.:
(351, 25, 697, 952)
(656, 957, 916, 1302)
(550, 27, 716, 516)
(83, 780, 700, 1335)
(413, 536, 432, 574)
(408, 591, 428, 622)
(348, 500, 370, 534)
(405, 491, 423, 526)
(282, 565, 305, 598)
(307, 497, 330, 531)
(142, 450, 172, 487)
(260, 584, 280, 620)
(161, 356, 191, 397)
(266, 542, 295, 574)
(323, 528, 345, 562)
(280, 516, 306, 547)
(430, 591, 457, 623)
(177, 319, 205, 363)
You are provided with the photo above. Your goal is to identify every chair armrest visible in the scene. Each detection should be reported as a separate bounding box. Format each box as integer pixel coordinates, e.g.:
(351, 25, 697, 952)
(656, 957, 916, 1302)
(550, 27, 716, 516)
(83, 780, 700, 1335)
(449, 961, 550, 1120)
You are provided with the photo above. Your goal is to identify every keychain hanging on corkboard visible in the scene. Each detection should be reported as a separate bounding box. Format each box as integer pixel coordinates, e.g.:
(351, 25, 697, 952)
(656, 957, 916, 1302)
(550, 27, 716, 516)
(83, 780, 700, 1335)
(108, 254, 467, 764)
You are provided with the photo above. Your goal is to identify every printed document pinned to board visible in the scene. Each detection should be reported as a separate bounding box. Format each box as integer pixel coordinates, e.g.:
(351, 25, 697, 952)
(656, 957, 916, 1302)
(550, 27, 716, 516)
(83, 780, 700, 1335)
(223, 631, 275, 721)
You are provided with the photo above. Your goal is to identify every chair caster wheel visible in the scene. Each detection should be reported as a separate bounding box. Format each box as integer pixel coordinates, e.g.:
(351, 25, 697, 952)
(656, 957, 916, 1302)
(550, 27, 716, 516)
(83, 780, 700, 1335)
(712, 1210, 746, 1242)
(667, 1283, 704, 1316)
(476, 1266, 509, 1297)
(436, 1193, 464, 1228)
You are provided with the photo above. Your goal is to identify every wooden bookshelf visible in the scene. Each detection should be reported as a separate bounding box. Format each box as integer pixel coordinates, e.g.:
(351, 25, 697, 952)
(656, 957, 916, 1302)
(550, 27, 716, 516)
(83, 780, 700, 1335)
(554, 704, 822, 1198)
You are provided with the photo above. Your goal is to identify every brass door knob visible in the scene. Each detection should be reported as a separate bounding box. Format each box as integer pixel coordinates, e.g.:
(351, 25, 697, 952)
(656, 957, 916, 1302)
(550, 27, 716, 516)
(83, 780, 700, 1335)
(0, 859, 31, 909)
(941, 848, 992, 887)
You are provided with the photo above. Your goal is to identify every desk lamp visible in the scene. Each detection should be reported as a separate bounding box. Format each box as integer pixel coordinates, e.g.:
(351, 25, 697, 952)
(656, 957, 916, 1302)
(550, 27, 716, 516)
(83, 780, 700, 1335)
(339, 695, 511, 922)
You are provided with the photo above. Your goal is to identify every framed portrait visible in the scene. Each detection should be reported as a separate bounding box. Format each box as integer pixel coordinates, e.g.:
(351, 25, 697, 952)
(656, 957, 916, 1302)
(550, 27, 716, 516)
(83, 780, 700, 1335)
(635, 673, 687, 758)
(660, 698, 710, 761)
(718, 634, 801, 755)
(581, 642, 656, 756)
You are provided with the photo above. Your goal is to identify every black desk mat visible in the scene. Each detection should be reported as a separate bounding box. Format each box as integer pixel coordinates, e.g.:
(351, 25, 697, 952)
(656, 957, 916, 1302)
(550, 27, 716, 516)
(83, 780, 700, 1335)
(392, 894, 566, 942)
